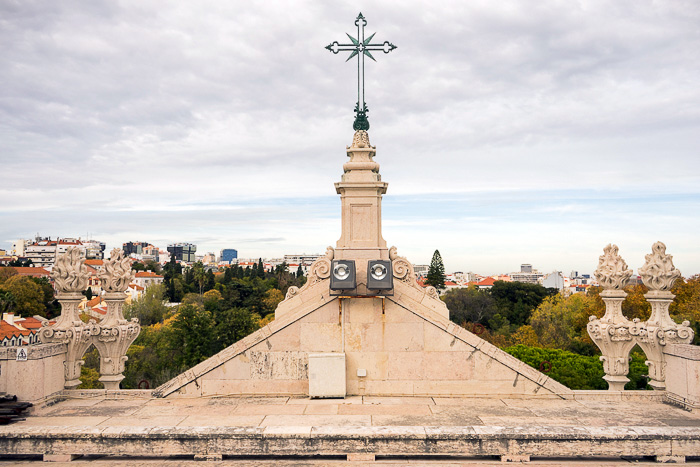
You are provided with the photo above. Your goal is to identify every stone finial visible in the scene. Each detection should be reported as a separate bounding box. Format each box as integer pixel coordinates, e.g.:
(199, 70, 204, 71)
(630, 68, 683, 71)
(51, 247, 89, 294)
(350, 130, 372, 149)
(594, 244, 632, 290)
(639, 242, 681, 292)
(99, 248, 135, 293)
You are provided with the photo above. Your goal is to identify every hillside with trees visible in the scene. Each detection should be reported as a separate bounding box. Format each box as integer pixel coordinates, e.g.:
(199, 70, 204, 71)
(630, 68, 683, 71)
(442, 276, 700, 389)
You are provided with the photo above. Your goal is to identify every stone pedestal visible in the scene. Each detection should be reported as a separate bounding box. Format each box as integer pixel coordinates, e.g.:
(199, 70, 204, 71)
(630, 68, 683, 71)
(589, 290, 637, 391)
(587, 244, 635, 391)
(92, 293, 140, 391)
(334, 130, 388, 264)
(38, 292, 96, 389)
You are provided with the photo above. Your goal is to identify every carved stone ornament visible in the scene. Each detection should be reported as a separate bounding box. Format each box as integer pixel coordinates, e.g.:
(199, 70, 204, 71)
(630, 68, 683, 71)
(92, 319, 141, 390)
(389, 246, 417, 286)
(283, 247, 334, 301)
(99, 248, 135, 293)
(638, 241, 681, 292)
(51, 247, 89, 294)
(349, 130, 372, 149)
(39, 248, 140, 390)
(587, 245, 635, 390)
(586, 288, 635, 391)
(594, 244, 632, 290)
(588, 242, 694, 391)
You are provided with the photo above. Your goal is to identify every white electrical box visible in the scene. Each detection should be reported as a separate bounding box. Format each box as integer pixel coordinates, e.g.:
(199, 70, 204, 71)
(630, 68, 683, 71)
(308, 353, 346, 398)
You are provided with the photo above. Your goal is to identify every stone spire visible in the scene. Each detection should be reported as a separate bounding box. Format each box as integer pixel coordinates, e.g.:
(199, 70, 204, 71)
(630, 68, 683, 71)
(334, 130, 389, 261)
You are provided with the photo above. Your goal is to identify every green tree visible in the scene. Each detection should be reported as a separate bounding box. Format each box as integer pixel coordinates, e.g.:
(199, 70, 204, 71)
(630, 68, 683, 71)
(488, 281, 557, 328)
(192, 262, 206, 295)
(169, 303, 215, 368)
(30, 277, 59, 318)
(203, 289, 223, 312)
(204, 269, 216, 292)
(0, 267, 18, 283)
(124, 284, 170, 326)
(529, 294, 597, 353)
(1, 275, 45, 317)
(670, 275, 700, 345)
(257, 258, 266, 279)
(622, 283, 651, 321)
(425, 250, 446, 291)
(83, 287, 94, 301)
(296, 264, 304, 279)
(504, 344, 649, 391)
(163, 257, 183, 302)
(0, 290, 16, 314)
(443, 285, 497, 326)
(211, 307, 260, 355)
(262, 288, 284, 315)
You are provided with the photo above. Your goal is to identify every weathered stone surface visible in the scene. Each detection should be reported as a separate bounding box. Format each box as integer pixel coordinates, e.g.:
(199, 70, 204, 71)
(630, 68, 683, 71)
(150, 131, 572, 400)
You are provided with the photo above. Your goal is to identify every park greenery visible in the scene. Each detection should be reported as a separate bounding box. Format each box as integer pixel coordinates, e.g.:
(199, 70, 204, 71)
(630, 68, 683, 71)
(0, 268, 59, 318)
(445, 276, 700, 389)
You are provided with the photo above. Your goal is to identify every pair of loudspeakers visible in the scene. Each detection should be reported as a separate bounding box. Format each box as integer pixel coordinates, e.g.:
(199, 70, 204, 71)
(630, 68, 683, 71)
(330, 260, 393, 292)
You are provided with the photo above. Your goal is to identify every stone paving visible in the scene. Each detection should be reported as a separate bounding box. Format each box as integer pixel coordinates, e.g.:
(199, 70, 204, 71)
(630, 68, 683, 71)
(19, 394, 700, 429)
(3, 394, 700, 465)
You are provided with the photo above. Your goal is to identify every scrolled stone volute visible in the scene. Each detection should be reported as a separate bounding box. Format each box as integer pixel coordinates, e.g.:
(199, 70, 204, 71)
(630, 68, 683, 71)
(594, 244, 632, 290)
(389, 246, 416, 284)
(279, 247, 334, 305)
(639, 241, 681, 292)
(51, 247, 89, 294)
(99, 248, 135, 293)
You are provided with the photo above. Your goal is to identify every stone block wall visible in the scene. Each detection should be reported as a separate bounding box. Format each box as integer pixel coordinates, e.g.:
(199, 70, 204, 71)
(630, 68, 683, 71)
(0, 343, 66, 403)
(664, 343, 700, 410)
(158, 279, 569, 398)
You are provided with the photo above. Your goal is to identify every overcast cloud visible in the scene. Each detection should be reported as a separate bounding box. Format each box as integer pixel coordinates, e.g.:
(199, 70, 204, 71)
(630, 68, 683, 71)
(1, 0, 699, 275)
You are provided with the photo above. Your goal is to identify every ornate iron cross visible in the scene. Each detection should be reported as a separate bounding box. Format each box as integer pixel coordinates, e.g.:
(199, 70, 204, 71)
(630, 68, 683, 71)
(326, 13, 397, 131)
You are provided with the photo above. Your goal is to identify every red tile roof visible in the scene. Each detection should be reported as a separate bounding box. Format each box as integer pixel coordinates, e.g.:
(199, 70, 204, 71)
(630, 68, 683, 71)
(135, 271, 163, 278)
(475, 277, 496, 286)
(85, 259, 103, 266)
(86, 296, 103, 308)
(8, 267, 50, 277)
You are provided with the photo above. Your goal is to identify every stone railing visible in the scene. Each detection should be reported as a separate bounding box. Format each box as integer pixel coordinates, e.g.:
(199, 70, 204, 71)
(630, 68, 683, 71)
(587, 242, 694, 390)
(39, 248, 140, 390)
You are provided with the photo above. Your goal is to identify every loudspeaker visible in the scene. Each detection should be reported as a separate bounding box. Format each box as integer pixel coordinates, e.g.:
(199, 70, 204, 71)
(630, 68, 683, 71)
(330, 260, 356, 290)
(367, 260, 393, 290)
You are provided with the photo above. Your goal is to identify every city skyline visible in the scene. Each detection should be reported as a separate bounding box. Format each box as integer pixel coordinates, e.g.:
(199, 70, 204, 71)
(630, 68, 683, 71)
(2, 1, 699, 276)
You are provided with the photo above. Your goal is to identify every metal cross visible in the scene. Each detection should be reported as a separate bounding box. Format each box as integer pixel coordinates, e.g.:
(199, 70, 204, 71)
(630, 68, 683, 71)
(326, 13, 397, 131)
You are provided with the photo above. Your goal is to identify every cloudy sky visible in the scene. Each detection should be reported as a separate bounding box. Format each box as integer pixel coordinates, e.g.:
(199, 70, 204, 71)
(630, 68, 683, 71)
(2, 0, 699, 276)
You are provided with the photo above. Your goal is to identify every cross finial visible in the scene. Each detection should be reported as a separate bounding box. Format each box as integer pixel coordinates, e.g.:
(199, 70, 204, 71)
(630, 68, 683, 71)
(326, 13, 397, 131)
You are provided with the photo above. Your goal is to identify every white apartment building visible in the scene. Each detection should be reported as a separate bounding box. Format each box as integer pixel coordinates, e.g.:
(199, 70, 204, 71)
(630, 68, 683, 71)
(24, 237, 84, 269)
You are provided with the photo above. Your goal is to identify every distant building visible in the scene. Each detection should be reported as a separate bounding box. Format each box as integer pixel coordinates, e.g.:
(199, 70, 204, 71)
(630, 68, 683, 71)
(11, 239, 27, 256)
(543, 271, 565, 291)
(167, 243, 197, 263)
(201, 252, 217, 264)
(283, 254, 321, 266)
(220, 249, 238, 264)
(83, 240, 106, 259)
(133, 271, 164, 289)
(509, 264, 544, 284)
(413, 265, 429, 277)
(24, 237, 84, 269)
(123, 241, 150, 256)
